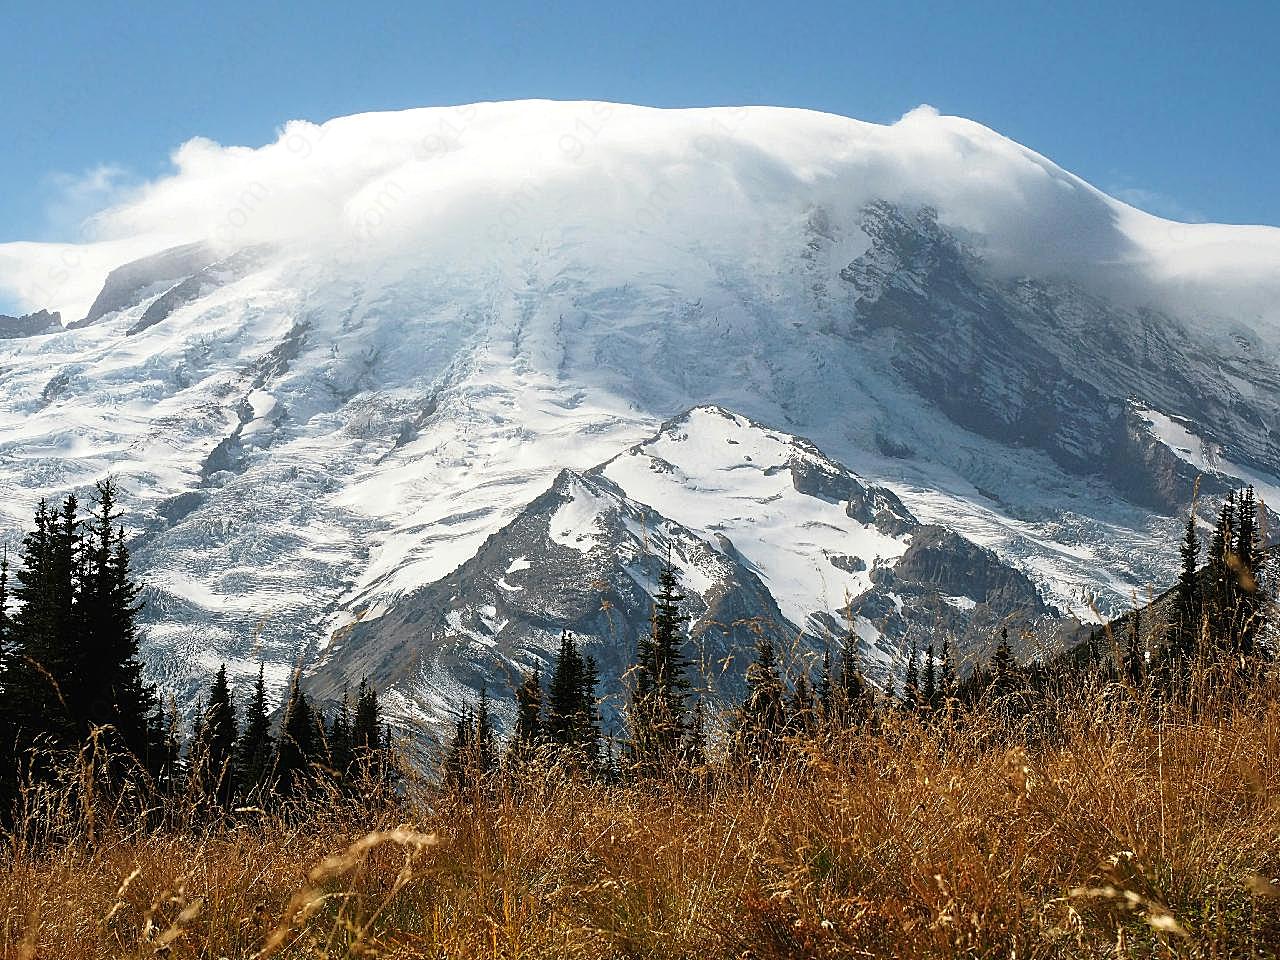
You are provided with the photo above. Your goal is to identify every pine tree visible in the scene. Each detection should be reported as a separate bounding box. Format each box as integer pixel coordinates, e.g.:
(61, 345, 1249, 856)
(787, 672, 817, 735)
(903, 643, 920, 708)
(546, 631, 601, 768)
(192, 665, 237, 809)
(445, 706, 476, 791)
(78, 480, 154, 757)
(237, 664, 274, 796)
(816, 647, 834, 722)
(990, 627, 1019, 694)
(507, 669, 543, 767)
(276, 673, 318, 795)
(1123, 609, 1145, 687)
(474, 688, 498, 778)
(922, 642, 937, 709)
(837, 636, 870, 726)
(939, 636, 957, 702)
(1206, 493, 1238, 653)
(1170, 508, 1202, 667)
(144, 696, 181, 790)
(0, 544, 10, 662)
(0, 544, 10, 699)
(629, 562, 692, 772)
(7, 498, 78, 749)
(327, 687, 353, 785)
(1237, 487, 1260, 574)
(683, 699, 708, 769)
(5, 486, 154, 767)
(1234, 486, 1264, 660)
(0, 545, 13, 814)
(734, 632, 787, 766)
(353, 678, 382, 754)
(443, 692, 494, 792)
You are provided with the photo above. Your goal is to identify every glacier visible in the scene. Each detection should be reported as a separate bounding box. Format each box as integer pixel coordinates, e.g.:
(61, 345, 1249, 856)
(0, 100, 1276, 722)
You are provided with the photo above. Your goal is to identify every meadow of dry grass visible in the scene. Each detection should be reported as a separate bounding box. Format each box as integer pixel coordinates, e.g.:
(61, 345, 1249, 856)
(3, 682, 1279, 959)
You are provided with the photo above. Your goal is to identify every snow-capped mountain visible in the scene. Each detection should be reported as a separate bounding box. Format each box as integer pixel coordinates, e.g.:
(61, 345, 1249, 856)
(0, 101, 1276, 722)
(311, 407, 1052, 727)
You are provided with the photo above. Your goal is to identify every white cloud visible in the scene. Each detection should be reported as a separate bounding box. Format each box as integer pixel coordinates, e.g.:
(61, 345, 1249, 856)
(0, 101, 1276, 338)
(40, 164, 137, 240)
(1110, 185, 1205, 224)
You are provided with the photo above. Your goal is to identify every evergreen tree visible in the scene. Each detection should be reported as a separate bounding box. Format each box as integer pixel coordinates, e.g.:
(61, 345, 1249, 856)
(191, 665, 237, 809)
(1234, 486, 1265, 660)
(145, 696, 181, 791)
(903, 643, 920, 708)
(816, 647, 834, 722)
(7, 498, 78, 748)
(1206, 493, 1239, 653)
(0, 544, 10, 662)
(629, 562, 692, 772)
(276, 673, 318, 794)
(1170, 508, 1203, 666)
(79, 480, 153, 756)
(836, 635, 870, 726)
(1237, 487, 1260, 574)
(734, 632, 787, 766)
(990, 627, 1019, 694)
(922, 642, 937, 709)
(5, 485, 154, 768)
(939, 637, 957, 702)
(327, 687, 353, 784)
(445, 705, 476, 791)
(353, 678, 383, 754)
(474, 688, 498, 777)
(0, 545, 10, 693)
(787, 672, 817, 735)
(546, 631, 601, 768)
(443, 692, 493, 792)
(237, 664, 274, 796)
(1123, 609, 1145, 688)
(0, 545, 13, 814)
(507, 669, 543, 767)
(1085, 627, 1102, 671)
(345, 677, 392, 785)
(683, 699, 708, 769)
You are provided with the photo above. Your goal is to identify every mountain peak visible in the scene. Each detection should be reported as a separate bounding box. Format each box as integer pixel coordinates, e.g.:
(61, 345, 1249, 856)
(4, 101, 1276, 337)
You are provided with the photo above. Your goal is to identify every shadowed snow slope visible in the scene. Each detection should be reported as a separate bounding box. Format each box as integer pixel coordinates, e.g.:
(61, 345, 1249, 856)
(0, 101, 1275, 718)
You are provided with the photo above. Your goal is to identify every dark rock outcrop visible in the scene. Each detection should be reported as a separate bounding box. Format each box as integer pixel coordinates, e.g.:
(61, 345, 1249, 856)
(0, 309, 60, 338)
(74, 242, 218, 327)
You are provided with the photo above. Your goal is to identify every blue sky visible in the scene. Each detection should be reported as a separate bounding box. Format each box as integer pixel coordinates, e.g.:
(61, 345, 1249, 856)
(1, 0, 1277, 247)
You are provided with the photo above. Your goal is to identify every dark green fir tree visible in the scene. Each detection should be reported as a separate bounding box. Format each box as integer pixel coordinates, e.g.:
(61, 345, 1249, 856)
(192, 664, 237, 809)
(629, 561, 692, 772)
(237, 663, 274, 796)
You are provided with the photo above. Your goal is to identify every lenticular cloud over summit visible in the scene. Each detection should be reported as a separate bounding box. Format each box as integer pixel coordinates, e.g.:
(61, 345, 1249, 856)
(3, 100, 1278, 338)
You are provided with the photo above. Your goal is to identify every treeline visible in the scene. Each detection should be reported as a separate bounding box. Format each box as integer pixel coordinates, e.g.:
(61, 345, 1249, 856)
(0, 480, 395, 823)
(446, 488, 1277, 788)
(185, 666, 395, 809)
(1, 481, 1274, 814)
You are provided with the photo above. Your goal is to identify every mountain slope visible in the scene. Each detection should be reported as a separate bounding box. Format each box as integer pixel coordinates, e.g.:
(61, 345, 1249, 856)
(0, 100, 1275, 717)
(311, 411, 1054, 727)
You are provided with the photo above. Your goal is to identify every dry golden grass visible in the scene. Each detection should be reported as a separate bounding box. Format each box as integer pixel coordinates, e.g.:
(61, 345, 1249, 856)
(3, 684, 1280, 959)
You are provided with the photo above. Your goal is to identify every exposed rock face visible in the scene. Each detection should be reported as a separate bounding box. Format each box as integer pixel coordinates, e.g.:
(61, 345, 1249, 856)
(0, 309, 60, 338)
(889, 527, 1045, 608)
(73, 242, 218, 327)
(857, 526, 1055, 669)
(307, 411, 1069, 724)
(312, 468, 793, 726)
(126, 247, 266, 336)
(840, 202, 1280, 512)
